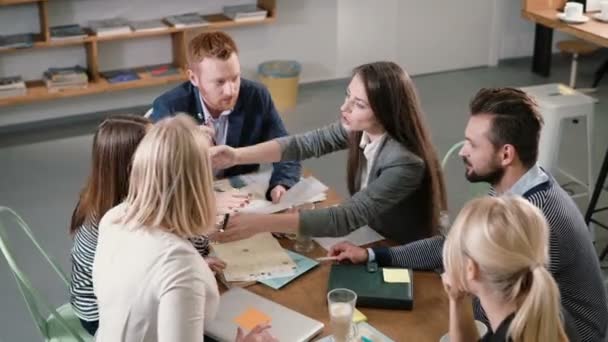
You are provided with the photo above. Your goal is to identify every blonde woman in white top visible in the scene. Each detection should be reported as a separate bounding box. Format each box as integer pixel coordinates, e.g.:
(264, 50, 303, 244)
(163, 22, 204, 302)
(442, 196, 572, 342)
(93, 114, 276, 342)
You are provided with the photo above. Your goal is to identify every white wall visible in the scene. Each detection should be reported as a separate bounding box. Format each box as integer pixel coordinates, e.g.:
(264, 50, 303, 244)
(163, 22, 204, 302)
(0, 0, 530, 127)
(395, 1, 493, 74)
(496, 0, 570, 59)
(336, 0, 494, 77)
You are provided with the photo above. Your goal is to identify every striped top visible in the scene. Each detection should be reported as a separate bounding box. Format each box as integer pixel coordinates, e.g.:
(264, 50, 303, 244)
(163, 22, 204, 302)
(372, 175, 608, 341)
(69, 221, 211, 321)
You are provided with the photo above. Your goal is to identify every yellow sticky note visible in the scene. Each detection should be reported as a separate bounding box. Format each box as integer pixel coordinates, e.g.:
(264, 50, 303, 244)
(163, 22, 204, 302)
(382, 268, 411, 283)
(234, 307, 271, 330)
(352, 308, 367, 323)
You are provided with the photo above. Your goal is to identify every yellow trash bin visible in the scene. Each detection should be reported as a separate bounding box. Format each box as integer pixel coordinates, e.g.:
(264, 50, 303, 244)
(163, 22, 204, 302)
(258, 60, 301, 114)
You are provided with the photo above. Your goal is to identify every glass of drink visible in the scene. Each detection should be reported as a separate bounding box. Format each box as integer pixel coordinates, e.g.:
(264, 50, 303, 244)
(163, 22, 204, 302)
(327, 288, 357, 342)
(294, 202, 315, 253)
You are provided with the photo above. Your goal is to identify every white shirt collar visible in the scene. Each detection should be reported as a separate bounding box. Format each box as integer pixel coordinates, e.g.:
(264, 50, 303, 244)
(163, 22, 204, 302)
(199, 93, 232, 122)
(506, 164, 549, 196)
(359, 132, 386, 159)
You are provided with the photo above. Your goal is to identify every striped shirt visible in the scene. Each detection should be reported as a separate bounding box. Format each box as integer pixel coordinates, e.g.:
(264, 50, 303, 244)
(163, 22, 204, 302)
(69, 221, 211, 322)
(372, 171, 608, 341)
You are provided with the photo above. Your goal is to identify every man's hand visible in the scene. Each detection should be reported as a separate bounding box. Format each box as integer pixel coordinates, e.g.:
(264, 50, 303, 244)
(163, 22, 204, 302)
(210, 145, 239, 170)
(269, 185, 287, 204)
(328, 241, 369, 264)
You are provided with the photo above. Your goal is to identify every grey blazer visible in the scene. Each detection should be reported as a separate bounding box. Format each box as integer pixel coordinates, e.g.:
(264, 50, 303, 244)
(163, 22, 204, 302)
(277, 122, 430, 244)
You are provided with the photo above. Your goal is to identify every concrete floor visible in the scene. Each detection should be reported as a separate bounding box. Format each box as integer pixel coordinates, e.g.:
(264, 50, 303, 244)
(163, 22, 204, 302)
(1, 53, 608, 341)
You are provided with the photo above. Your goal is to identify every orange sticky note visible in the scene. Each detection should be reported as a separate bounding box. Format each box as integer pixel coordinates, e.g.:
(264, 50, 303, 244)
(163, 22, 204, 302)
(234, 307, 271, 330)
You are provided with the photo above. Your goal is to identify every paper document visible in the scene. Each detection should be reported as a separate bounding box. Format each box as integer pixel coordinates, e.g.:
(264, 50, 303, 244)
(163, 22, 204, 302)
(316, 322, 394, 342)
(313, 225, 385, 251)
(239, 176, 328, 214)
(258, 250, 319, 290)
(213, 233, 296, 282)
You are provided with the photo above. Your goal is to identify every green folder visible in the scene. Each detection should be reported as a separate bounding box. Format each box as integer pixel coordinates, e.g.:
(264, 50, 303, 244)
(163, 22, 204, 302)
(327, 264, 413, 310)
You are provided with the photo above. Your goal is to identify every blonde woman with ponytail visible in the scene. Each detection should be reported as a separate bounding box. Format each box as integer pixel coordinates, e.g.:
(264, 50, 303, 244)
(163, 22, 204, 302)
(92, 114, 276, 342)
(442, 196, 575, 342)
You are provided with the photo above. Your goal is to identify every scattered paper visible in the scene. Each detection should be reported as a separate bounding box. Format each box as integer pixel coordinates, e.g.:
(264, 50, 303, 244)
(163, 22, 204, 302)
(239, 176, 328, 214)
(258, 250, 319, 290)
(234, 307, 271, 330)
(313, 226, 385, 251)
(213, 233, 296, 282)
(316, 322, 394, 342)
(382, 268, 411, 283)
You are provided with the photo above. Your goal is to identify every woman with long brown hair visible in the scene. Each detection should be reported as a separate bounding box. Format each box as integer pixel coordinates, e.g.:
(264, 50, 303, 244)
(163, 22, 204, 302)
(69, 114, 233, 336)
(92, 115, 275, 342)
(209, 61, 447, 245)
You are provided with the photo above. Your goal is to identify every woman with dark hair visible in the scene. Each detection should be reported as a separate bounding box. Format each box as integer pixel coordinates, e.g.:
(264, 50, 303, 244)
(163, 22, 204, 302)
(210, 61, 447, 245)
(69, 114, 232, 336)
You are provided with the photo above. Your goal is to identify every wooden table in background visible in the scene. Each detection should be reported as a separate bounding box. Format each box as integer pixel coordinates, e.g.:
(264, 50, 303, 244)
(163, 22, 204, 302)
(221, 186, 449, 341)
(523, 0, 608, 76)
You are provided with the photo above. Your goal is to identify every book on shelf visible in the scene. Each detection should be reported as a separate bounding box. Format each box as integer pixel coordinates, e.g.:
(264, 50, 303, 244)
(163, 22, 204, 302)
(50, 24, 88, 41)
(0, 75, 26, 91)
(89, 18, 132, 37)
(102, 69, 140, 83)
(164, 12, 209, 28)
(139, 63, 180, 77)
(43, 66, 88, 92)
(44, 65, 88, 83)
(0, 87, 27, 98)
(0, 33, 35, 50)
(44, 80, 88, 93)
(129, 19, 168, 33)
(222, 4, 268, 22)
(0, 75, 27, 98)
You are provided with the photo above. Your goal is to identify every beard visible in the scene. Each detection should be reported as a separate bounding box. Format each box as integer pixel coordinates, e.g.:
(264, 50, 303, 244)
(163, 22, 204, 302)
(463, 157, 505, 185)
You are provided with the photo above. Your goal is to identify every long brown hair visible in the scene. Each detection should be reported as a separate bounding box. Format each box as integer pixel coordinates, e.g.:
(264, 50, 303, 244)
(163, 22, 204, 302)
(69, 114, 150, 234)
(346, 61, 447, 234)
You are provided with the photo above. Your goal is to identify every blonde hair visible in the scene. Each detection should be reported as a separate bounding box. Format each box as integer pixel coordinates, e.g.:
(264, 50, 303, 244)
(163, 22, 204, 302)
(443, 196, 568, 342)
(121, 114, 216, 238)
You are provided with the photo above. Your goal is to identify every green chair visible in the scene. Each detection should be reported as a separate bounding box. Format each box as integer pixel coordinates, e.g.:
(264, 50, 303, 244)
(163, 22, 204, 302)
(0, 206, 94, 342)
(441, 141, 489, 199)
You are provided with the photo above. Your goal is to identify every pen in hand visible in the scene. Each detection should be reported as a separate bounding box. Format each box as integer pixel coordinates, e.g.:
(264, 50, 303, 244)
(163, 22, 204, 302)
(220, 213, 230, 232)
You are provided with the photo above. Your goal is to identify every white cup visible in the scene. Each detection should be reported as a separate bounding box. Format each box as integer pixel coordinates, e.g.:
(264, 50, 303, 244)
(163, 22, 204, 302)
(327, 288, 357, 342)
(564, 2, 584, 19)
(600, 1, 608, 18)
(439, 320, 489, 342)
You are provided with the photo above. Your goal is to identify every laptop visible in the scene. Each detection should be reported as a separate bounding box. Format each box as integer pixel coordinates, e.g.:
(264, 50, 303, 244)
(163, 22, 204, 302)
(205, 287, 324, 342)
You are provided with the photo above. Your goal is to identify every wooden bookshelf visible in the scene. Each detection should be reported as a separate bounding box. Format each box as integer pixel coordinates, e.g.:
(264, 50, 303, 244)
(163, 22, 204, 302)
(0, 69, 188, 107)
(0, 0, 44, 5)
(0, 0, 276, 107)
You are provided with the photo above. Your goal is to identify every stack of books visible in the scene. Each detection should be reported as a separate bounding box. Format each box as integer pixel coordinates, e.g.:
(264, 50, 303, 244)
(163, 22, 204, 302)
(43, 66, 88, 92)
(0, 33, 35, 50)
(0, 76, 26, 98)
(129, 19, 168, 33)
(164, 12, 209, 28)
(50, 24, 88, 41)
(222, 4, 268, 22)
(89, 18, 132, 37)
(102, 68, 140, 84)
